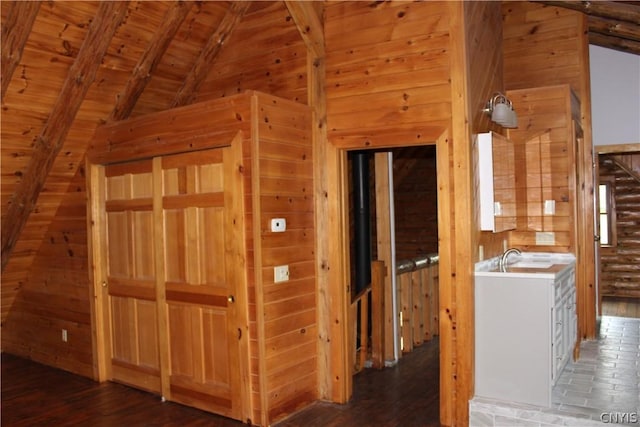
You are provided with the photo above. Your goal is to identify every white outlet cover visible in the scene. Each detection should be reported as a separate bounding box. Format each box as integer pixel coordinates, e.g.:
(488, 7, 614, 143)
(544, 200, 555, 215)
(271, 218, 286, 232)
(536, 231, 555, 245)
(274, 265, 289, 283)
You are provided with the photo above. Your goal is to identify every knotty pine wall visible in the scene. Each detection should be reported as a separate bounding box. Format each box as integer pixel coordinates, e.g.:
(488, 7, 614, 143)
(506, 85, 579, 252)
(392, 147, 439, 261)
(324, 2, 506, 424)
(599, 153, 640, 299)
(502, 1, 597, 340)
(251, 94, 316, 424)
(3, 166, 94, 377)
(3, 2, 312, 425)
(1, 1, 233, 364)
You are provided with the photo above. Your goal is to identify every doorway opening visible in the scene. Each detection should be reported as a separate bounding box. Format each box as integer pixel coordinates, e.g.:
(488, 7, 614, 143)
(345, 144, 440, 420)
(596, 145, 640, 319)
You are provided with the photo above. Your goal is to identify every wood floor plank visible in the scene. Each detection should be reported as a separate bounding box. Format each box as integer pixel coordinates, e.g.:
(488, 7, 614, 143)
(2, 339, 441, 426)
(602, 295, 640, 319)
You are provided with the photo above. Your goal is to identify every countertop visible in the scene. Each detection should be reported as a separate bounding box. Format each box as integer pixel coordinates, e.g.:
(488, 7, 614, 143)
(475, 252, 576, 279)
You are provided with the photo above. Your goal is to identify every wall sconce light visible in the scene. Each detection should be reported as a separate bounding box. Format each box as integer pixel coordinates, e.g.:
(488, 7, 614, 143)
(483, 92, 518, 128)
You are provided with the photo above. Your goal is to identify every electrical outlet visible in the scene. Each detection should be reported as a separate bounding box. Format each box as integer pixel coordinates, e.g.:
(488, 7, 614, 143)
(536, 231, 555, 245)
(274, 265, 289, 283)
(544, 200, 556, 215)
(62, 329, 68, 342)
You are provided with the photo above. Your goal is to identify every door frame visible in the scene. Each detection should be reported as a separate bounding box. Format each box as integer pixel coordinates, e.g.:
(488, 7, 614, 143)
(594, 143, 640, 311)
(322, 128, 453, 419)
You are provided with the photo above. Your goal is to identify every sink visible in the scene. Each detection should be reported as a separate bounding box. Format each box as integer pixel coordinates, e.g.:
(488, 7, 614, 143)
(475, 252, 576, 278)
(509, 261, 553, 269)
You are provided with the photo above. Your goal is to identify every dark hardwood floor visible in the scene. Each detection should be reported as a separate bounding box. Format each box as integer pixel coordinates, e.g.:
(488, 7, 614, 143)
(1, 338, 440, 427)
(3, 298, 637, 426)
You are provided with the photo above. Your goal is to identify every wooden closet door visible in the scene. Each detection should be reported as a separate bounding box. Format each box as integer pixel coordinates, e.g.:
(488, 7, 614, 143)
(160, 146, 244, 420)
(103, 159, 161, 393)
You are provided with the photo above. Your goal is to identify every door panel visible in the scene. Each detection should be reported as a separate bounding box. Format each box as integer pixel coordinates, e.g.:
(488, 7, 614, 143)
(161, 148, 240, 418)
(98, 143, 245, 420)
(104, 159, 160, 393)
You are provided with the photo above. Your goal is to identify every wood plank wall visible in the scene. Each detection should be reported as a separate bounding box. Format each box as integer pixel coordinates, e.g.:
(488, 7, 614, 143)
(502, 1, 597, 340)
(196, 2, 308, 105)
(325, 1, 452, 149)
(467, 1, 510, 260)
(1, 0, 308, 390)
(392, 147, 439, 261)
(2, 166, 94, 377)
(0, 1, 230, 351)
(506, 85, 578, 252)
(325, 2, 505, 425)
(251, 93, 316, 424)
(599, 152, 640, 298)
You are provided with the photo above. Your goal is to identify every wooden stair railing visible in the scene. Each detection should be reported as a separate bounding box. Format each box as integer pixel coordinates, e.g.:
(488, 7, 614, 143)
(350, 260, 386, 374)
(350, 255, 439, 374)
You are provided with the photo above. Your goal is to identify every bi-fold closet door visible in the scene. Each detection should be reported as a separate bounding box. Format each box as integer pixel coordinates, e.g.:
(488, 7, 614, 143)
(90, 139, 248, 421)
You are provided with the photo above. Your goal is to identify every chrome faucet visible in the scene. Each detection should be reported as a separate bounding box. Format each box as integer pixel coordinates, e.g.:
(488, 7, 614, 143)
(499, 248, 522, 272)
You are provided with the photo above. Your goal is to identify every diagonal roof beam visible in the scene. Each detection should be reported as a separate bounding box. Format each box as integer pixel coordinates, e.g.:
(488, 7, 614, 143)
(285, 1, 325, 58)
(109, 1, 193, 121)
(1, 1, 41, 100)
(1, 1, 129, 272)
(171, 1, 250, 108)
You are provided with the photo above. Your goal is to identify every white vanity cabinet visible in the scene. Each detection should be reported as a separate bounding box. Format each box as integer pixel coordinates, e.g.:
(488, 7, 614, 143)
(474, 256, 576, 407)
(552, 265, 577, 382)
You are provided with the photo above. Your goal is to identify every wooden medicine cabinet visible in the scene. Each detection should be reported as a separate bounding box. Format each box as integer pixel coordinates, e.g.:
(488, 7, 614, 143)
(477, 132, 517, 232)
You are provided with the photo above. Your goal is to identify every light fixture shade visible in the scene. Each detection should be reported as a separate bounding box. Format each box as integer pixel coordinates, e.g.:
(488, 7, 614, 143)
(492, 103, 512, 126)
(484, 92, 518, 128)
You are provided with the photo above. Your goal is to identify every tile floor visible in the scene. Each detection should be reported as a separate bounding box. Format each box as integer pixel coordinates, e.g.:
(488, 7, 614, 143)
(470, 315, 640, 426)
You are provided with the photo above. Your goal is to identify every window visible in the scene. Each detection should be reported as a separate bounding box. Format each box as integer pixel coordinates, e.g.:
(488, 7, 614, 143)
(598, 179, 616, 247)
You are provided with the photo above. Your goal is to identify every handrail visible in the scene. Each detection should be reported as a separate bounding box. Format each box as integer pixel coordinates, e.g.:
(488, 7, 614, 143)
(396, 253, 439, 273)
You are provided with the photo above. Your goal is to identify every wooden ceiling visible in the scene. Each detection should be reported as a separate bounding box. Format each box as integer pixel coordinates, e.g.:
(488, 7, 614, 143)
(0, 0, 637, 274)
(535, 1, 640, 55)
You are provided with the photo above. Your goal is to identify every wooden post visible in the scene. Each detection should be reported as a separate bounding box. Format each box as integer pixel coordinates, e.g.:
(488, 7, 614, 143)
(370, 260, 385, 369)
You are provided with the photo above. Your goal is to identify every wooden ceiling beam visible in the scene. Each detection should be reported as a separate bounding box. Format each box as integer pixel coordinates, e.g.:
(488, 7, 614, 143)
(1, 1, 41, 100)
(589, 31, 640, 55)
(171, 1, 250, 108)
(0, 1, 129, 272)
(588, 15, 640, 43)
(109, 1, 194, 121)
(285, 1, 325, 58)
(534, 1, 640, 24)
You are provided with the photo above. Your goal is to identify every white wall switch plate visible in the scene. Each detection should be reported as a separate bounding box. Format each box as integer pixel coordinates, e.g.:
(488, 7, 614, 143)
(271, 218, 286, 232)
(274, 265, 289, 283)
